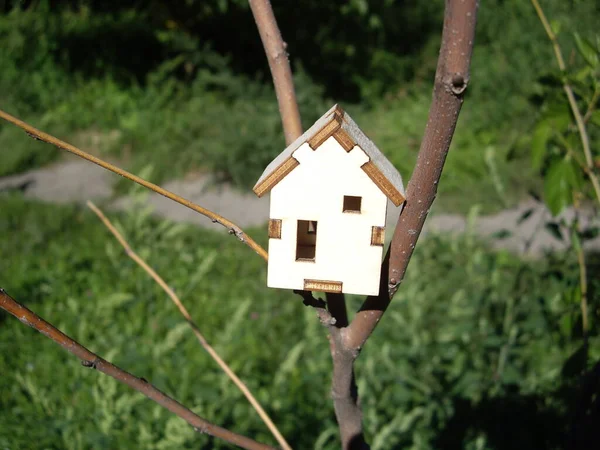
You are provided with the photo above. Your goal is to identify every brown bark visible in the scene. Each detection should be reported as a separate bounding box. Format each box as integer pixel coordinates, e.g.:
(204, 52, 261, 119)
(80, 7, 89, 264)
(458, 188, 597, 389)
(346, 0, 479, 351)
(330, 1, 479, 447)
(0, 289, 275, 450)
(248, 0, 303, 145)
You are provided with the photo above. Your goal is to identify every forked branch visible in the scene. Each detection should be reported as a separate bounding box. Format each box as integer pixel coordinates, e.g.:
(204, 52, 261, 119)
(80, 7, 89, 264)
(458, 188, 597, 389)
(87, 201, 291, 450)
(346, 0, 479, 351)
(0, 109, 268, 261)
(0, 289, 275, 450)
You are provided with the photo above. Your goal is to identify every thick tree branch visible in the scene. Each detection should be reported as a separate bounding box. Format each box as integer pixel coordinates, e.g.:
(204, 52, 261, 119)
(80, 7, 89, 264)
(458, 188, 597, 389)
(87, 201, 291, 450)
(346, 0, 479, 351)
(0, 109, 268, 261)
(249, 0, 303, 145)
(0, 289, 275, 450)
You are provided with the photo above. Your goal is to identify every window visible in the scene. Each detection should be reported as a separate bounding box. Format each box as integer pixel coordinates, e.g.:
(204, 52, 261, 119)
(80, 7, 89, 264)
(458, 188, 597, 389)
(343, 195, 362, 213)
(296, 220, 317, 261)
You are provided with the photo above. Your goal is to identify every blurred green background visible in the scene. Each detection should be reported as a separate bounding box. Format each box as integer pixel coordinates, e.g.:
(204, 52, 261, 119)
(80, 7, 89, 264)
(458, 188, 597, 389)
(1, 0, 599, 449)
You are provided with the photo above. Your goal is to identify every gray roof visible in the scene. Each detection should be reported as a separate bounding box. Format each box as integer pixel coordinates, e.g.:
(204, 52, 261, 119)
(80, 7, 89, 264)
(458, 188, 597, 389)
(253, 104, 406, 206)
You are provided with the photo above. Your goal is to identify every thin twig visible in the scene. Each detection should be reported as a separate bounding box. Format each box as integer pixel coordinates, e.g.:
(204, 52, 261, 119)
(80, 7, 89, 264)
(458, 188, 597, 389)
(530, 0, 600, 203)
(0, 109, 268, 261)
(87, 201, 291, 450)
(249, 0, 303, 145)
(575, 234, 589, 342)
(0, 289, 275, 450)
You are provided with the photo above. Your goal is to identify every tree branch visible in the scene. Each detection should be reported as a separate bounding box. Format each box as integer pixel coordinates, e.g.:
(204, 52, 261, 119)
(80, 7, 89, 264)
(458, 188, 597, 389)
(0, 289, 275, 450)
(249, 0, 303, 145)
(326, 293, 366, 450)
(346, 0, 479, 351)
(323, 2, 479, 447)
(87, 201, 291, 450)
(0, 109, 268, 261)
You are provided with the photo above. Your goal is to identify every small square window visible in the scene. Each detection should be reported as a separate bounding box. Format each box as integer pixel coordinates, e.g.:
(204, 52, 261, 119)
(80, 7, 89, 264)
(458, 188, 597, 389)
(343, 196, 362, 213)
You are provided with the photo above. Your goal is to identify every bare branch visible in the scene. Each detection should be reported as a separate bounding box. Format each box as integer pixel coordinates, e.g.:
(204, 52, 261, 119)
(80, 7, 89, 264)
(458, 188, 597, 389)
(249, 0, 303, 145)
(0, 109, 268, 261)
(87, 201, 292, 450)
(0, 289, 275, 450)
(346, 0, 479, 351)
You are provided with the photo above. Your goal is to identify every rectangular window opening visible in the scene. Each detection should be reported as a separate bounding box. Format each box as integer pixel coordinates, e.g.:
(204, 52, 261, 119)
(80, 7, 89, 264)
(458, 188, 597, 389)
(343, 195, 362, 213)
(296, 220, 317, 261)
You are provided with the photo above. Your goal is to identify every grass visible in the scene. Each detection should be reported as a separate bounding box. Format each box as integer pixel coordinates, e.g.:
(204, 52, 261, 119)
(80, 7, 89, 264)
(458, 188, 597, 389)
(1, 193, 597, 449)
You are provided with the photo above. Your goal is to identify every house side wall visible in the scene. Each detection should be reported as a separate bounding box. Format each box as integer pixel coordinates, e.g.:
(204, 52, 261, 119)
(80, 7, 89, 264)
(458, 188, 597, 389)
(267, 137, 387, 296)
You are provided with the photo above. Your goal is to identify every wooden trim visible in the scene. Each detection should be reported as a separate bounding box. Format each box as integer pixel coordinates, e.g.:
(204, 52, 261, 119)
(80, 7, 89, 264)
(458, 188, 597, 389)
(268, 219, 282, 239)
(371, 226, 385, 246)
(304, 279, 343, 293)
(307, 117, 341, 150)
(361, 161, 406, 206)
(333, 129, 355, 151)
(253, 157, 299, 197)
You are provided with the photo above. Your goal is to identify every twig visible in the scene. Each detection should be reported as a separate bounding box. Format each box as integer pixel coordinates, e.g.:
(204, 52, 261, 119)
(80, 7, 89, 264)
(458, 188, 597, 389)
(0, 109, 268, 261)
(0, 289, 275, 450)
(530, 0, 600, 204)
(575, 233, 589, 342)
(249, 0, 303, 145)
(87, 201, 291, 450)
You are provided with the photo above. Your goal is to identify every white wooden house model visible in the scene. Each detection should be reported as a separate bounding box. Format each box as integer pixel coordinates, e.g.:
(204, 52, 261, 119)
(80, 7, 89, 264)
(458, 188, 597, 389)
(253, 105, 405, 296)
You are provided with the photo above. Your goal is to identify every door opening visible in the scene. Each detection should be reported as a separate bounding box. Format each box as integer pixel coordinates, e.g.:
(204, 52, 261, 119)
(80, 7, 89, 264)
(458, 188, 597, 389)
(296, 220, 317, 261)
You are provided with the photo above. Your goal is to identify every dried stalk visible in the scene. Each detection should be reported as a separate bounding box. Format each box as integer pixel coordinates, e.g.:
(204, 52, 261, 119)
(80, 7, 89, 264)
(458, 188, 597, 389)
(0, 289, 275, 450)
(530, 0, 600, 203)
(249, 0, 303, 145)
(0, 109, 268, 261)
(87, 201, 292, 450)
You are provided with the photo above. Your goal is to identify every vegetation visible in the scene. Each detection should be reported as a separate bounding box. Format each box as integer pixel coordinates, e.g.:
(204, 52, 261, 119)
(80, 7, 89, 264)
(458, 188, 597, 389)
(0, 0, 597, 212)
(1, 0, 599, 448)
(0, 195, 597, 449)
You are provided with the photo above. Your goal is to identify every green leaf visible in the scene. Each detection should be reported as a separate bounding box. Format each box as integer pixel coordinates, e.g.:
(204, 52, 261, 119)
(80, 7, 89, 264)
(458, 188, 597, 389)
(574, 33, 599, 68)
(543, 158, 582, 215)
(590, 110, 600, 127)
(550, 20, 562, 36)
(531, 121, 552, 169)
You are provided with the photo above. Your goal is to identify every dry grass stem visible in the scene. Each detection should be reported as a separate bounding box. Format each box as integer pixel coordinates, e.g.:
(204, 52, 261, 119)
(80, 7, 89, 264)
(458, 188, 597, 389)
(0, 109, 268, 260)
(87, 201, 291, 450)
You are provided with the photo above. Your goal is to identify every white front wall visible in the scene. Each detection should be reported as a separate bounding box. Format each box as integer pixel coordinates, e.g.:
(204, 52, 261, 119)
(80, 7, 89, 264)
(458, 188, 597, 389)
(267, 136, 387, 296)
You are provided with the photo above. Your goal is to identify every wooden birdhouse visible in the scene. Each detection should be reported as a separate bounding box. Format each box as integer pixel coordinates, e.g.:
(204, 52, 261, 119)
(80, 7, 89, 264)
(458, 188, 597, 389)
(253, 105, 405, 296)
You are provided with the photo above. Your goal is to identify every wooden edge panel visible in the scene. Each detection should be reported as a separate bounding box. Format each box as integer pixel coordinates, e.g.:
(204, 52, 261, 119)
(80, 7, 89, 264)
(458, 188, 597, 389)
(304, 279, 343, 293)
(308, 117, 341, 150)
(268, 219, 282, 239)
(253, 157, 299, 197)
(333, 129, 355, 151)
(361, 161, 407, 207)
(370, 226, 385, 246)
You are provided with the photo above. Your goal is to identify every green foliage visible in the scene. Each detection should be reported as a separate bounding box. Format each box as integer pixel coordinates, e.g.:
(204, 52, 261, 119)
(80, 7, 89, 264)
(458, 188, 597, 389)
(1, 195, 598, 449)
(1, 0, 597, 215)
(529, 26, 600, 215)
